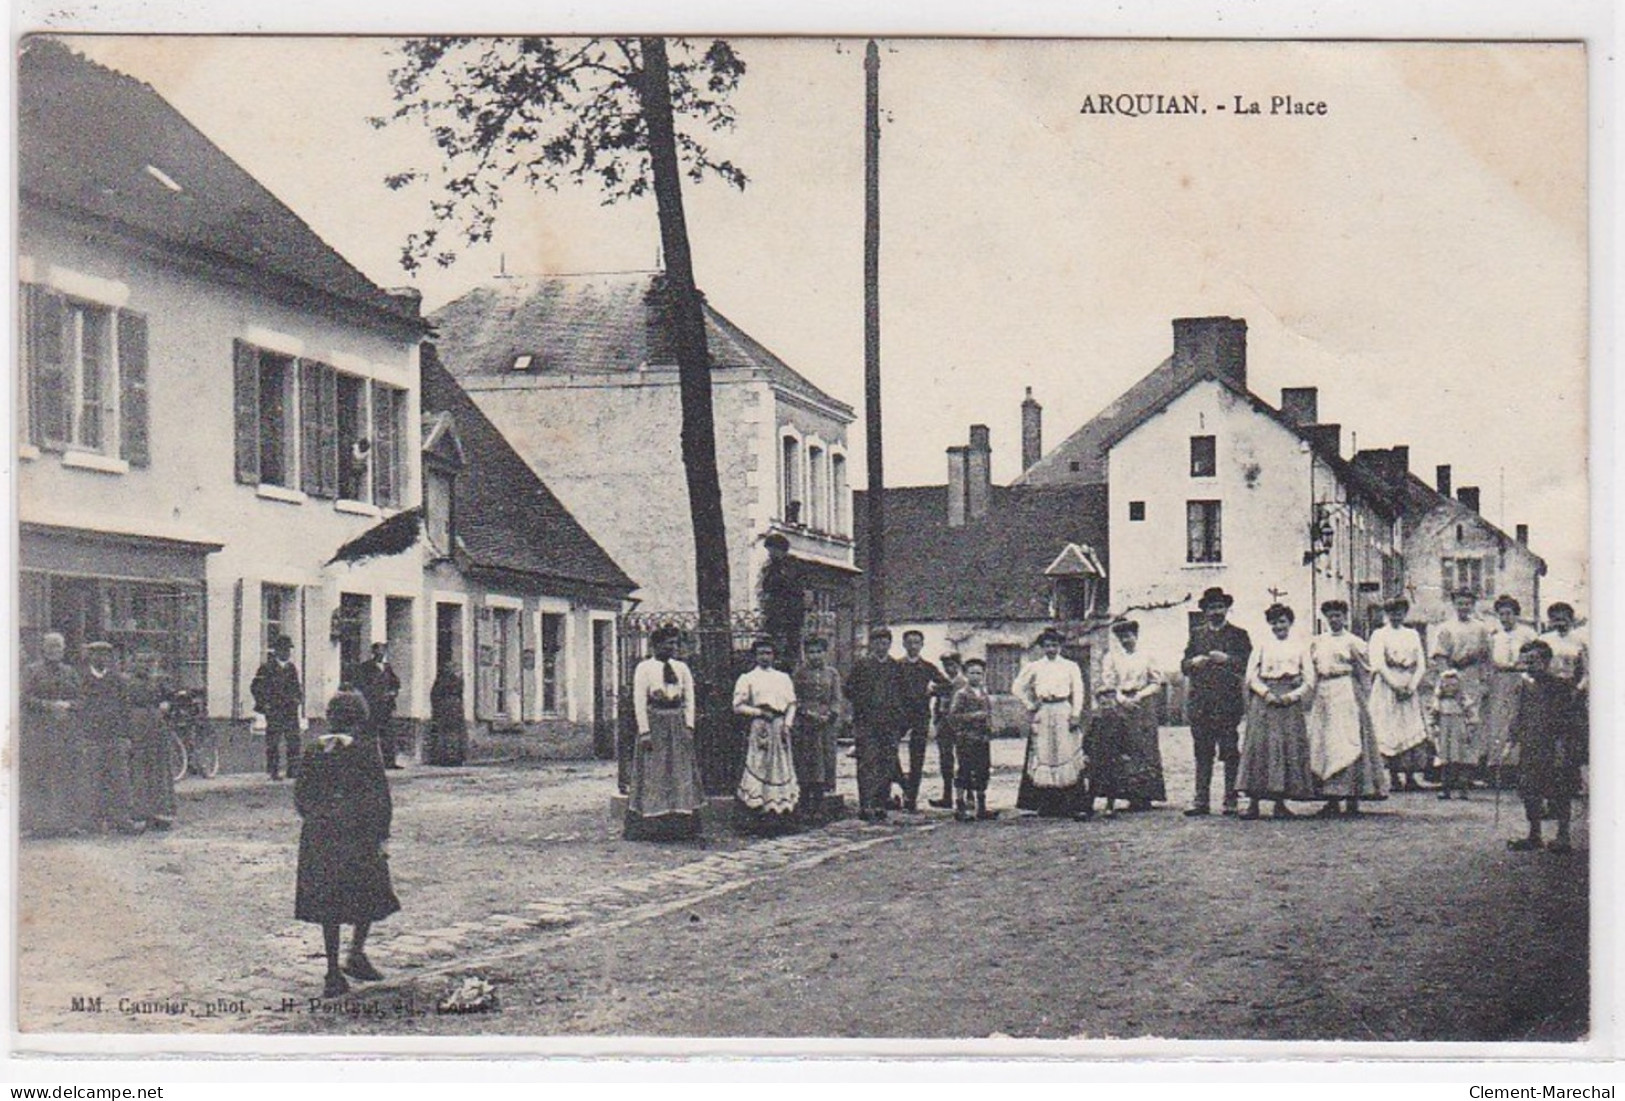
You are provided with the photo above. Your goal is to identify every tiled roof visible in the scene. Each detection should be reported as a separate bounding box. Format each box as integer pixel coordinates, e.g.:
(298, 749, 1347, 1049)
(853, 483, 1110, 622)
(420, 345, 637, 595)
(429, 272, 852, 414)
(19, 38, 423, 333)
(1014, 356, 1192, 485)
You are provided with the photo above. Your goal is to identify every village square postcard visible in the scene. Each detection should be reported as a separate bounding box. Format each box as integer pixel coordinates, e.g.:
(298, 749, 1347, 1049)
(4, 0, 1619, 1078)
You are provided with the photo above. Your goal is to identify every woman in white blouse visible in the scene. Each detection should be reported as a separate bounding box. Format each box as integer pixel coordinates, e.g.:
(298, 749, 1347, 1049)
(1091, 619, 1167, 816)
(1482, 595, 1536, 789)
(1237, 604, 1318, 819)
(733, 637, 801, 832)
(1367, 598, 1431, 791)
(1308, 600, 1388, 818)
(626, 625, 705, 840)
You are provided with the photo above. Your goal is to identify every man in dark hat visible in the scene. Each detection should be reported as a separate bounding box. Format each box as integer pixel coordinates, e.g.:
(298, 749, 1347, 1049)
(79, 640, 143, 834)
(252, 634, 304, 781)
(846, 626, 902, 821)
(354, 641, 403, 769)
(1180, 587, 1253, 816)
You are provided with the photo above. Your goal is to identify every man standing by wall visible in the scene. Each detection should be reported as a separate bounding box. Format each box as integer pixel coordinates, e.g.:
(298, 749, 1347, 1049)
(1181, 587, 1253, 816)
(252, 634, 304, 781)
(356, 641, 403, 769)
(759, 533, 806, 670)
(846, 627, 900, 822)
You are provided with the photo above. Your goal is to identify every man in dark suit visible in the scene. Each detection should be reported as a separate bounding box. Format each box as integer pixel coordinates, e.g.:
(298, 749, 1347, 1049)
(1180, 587, 1253, 816)
(355, 641, 403, 769)
(252, 634, 304, 781)
(846, 627, 901, 822)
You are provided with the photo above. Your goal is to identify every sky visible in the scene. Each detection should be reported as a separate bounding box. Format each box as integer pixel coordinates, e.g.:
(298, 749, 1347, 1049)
(65, 35, 1591, 606)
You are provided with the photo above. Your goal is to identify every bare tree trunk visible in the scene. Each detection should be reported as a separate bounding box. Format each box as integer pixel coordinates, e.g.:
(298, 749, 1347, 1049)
(638, 37, 736, 794)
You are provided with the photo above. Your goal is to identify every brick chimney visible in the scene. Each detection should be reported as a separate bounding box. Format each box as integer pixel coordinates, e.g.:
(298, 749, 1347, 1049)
(1021, 387, 1043, 472)
(1516, 523, 1529, 546)
(967, 424, 992, 521)
(1281, 387, 1319, 427)
(1304, 423, 1342, 459)
(1172, 317, 1248, 390)
(1354, 445, 1411, 489)
(946, 445, 969, 528)
(1457, 486, 1481, 514)
(1435, 464, 1452, 498)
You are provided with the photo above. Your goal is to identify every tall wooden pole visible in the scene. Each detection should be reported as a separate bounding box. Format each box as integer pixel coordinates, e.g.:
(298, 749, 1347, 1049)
(863, 40, 886, 629)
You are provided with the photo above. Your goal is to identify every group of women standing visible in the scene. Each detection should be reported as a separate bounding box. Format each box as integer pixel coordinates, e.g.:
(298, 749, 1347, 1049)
(623, 628, 844, 841)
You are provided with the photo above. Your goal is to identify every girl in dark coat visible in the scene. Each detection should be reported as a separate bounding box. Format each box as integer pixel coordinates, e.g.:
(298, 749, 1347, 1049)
(296, 689, 400, 997)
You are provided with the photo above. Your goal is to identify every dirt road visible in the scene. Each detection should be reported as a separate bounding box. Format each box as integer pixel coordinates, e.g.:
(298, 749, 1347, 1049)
(15, 731, 1587, 1042)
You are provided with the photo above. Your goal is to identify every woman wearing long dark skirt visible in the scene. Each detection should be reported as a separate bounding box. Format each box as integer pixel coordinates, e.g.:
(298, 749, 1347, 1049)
(1237, 604, 1318, 819)
(1091, 620, 1167, 816)
(296, 689, 400, 998)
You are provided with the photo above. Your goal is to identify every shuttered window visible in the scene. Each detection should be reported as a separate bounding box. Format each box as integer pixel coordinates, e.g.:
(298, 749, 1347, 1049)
(22, 285, 146, 460)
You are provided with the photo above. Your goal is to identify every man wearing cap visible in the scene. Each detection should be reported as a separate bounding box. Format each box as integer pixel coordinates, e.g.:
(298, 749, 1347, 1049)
(80, 641, 144, 834)
(252, 634, 305, 781)
(846, 627, 902, 821)
(895, 630, 951, 812)
(1181, 587, 1253, 816)
(355, 641, 403, 769)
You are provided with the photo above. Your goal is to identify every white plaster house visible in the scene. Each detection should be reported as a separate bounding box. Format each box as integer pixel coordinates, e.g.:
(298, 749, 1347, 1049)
(18, 39, 430, 762)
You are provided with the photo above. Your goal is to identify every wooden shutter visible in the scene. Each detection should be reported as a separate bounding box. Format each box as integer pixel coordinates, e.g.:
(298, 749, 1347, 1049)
(319, 365, 339, 499)
(1440, 558, 1454, 597)
(27, 286, 69, 448)
(300, 363, 322, 496)
(372, 385, 395, 507)
(233, 340, 261, 485)
(473, 603, 497, 720)
(520, 608, 537, 721)
(116, 310, 150, 466)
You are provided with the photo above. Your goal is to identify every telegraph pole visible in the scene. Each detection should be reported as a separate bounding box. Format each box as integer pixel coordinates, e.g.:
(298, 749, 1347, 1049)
(864, 39, 886, 628)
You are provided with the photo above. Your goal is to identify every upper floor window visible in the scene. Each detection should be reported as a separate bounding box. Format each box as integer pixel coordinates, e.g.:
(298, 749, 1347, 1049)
(1442, 556, 1494, 600)
(781, 434, 802, 524)
(234, 341, 406, 506)
(424, 466, 454, 553)
(1186, 500, 1223, 563)
(831, 452, 849, 536)
(807, 444, 826, 532)
(21, 284, 149, 465)
(1190, 435, 1217, 478)
(1128, 500, 1146, 521)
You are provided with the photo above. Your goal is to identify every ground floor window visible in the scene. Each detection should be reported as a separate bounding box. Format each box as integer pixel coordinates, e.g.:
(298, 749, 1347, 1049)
(21, 570, 205, 688)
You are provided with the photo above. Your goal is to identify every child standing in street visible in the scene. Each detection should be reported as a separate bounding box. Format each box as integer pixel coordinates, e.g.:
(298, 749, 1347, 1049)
(1506, 639, 1583, 854)
(948, 659, 995, 821)
(1428, 668, 1479, 800)
(295, 688, 400, 998)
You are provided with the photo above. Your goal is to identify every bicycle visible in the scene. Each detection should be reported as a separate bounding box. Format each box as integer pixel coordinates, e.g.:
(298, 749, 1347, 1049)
(165, 687, 220, 781)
